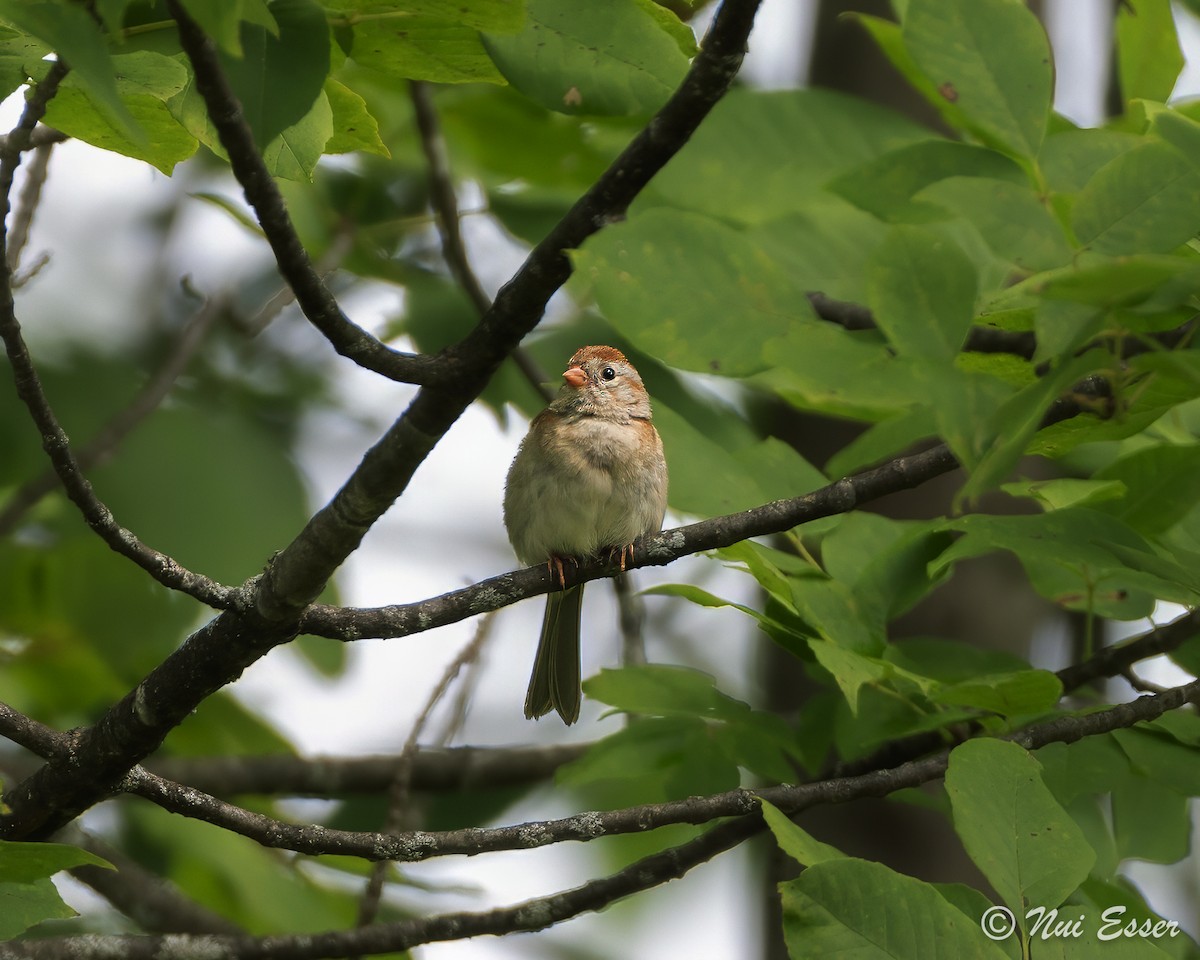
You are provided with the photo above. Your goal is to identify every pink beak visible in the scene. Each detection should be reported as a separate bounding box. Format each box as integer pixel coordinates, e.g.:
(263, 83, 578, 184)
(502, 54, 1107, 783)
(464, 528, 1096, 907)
(562, 366, 587, 388)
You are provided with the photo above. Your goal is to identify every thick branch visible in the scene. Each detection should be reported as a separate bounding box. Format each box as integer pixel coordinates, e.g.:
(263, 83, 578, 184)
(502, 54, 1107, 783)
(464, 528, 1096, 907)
(251, 0, 764, 620)
(0, 0, 766, 841)
(167, 1, 440, 386)
(124, 677, 1200, 862)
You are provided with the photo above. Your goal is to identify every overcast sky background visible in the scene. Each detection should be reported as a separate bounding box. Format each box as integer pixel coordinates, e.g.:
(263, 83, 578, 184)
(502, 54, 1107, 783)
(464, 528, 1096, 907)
(6, 1, 1200, 956)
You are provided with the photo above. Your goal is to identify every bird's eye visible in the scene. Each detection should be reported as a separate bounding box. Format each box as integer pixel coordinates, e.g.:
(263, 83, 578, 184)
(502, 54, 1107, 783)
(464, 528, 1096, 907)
(601, 366, 616, 381)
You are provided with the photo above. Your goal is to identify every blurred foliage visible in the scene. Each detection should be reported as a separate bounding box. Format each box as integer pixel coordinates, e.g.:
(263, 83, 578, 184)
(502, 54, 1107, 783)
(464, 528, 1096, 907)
(2, 0, 1200, 955)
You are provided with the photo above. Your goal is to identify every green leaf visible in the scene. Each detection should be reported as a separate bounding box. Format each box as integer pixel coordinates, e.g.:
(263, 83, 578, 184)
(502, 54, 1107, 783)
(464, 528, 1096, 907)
(327, 0, 525, 30)
(482, 0, 689, 116)
(1111, 727, 1200, 796)
(853, 13, 975, 138)
(824, 406, 938, 477)
(1039, 128, 1142, 194)
(654, 402, 825, 518)
(0, 25, 47, 101)
(808, 639, 890, 713)
(572, 209, 808, 378)
(584, 664, 751, 720)
(868, 225, 978, 361)
(1116, 0, 1183, 105)
(946, 739, 1094, 913)
(323, 78, 388, 156)
(902, 0, 1052, 159)
(821, 513, 953, 623)
(640, 87, 928, 225)
(1072, 140, 1200, 255)
(886, 638, 1031, 686)
(750, 323, 920, 421)
(1093, 444, 1200, 536)
(915, 177, 1074, 272)
(0, 0, 139, 138)
(220, 0, 330, 149)
(831, 140, 1025, 223)
(0, 841, 112, 884)
(780, 858, 1010, 959)
(747, 198, 887, 305)
(557, 715, 740, 801)
(1000, 477, 1127, 512)
(91, 404, 311, 584)
(348, 15, 506, 84)
(40, 52, 196, 173)
(0, 878, 77, 940)
(760, 799, 845, 867)
(1111, 773, 1191, 863)
(260, 88, 334, 180)
(935, 509, 1199, 617)
(1017, 255, 1200, 309)
(931, 670, 1063, 719)
(0, 841, 113, 939)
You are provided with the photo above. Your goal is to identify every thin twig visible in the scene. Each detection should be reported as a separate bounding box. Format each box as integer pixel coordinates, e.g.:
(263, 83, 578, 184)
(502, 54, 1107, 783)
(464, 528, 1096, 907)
(355, 614, 495, 930)
(167, 0, 441, 385)
(408, 80, 552, 399)
(6, 140, 53, 277)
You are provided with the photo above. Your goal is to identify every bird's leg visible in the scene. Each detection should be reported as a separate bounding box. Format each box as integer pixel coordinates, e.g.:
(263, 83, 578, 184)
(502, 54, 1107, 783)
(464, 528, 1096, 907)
(546, 554, 578, 589)
(606, 543, 635, 572)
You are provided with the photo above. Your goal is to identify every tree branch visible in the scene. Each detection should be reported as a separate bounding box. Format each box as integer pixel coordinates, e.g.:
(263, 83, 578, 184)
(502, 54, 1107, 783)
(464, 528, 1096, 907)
(0, 815, 755, 960)
(0, 0, 767, 842)
(58, 826, 245, 936)
(408, 81, 552, 400)
(0, 63, 236, 610)
(3, 682, 1195, 960)
(166, 1, 442, 386)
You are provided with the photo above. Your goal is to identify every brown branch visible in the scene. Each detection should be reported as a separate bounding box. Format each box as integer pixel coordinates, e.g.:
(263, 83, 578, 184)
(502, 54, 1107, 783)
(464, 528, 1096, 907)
(3, 682, 1196, 960)
(0, 0, 768, 843)
(58, 826, 244, 936)
(0, 63, 236, 609)
(6, 140, 53, 277)
(0, 816, 755, 960)
(167, 1, 441, 386)
(4, 611, 1191, 868)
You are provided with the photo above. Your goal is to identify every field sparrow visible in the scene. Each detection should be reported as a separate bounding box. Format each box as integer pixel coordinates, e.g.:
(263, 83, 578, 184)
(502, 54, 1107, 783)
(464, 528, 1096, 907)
(504, 346, 669, 724)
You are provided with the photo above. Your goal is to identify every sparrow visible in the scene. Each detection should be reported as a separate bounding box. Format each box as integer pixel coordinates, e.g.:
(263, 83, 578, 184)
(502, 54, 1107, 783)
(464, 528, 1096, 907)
(503, 346, 668, 723)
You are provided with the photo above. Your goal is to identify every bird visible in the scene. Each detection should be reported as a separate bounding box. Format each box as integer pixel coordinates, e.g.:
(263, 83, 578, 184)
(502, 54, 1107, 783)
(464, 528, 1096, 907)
(503, 345, 669, 724)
